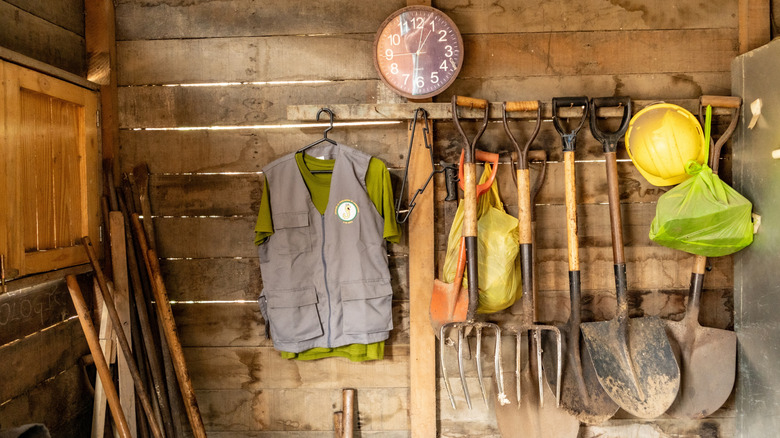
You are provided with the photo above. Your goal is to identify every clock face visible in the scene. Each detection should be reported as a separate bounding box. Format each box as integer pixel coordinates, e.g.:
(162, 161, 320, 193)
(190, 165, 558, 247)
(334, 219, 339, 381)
(373, 6, 464, 99)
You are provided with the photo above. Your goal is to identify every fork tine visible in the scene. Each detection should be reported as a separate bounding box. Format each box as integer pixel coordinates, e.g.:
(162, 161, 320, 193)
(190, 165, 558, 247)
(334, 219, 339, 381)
(440, 324, 457, 410)
(535, 328, 545, 408)
(458, 327, 472, 409)
(475, 327, 489, 407)
(515, 332, 522, 406)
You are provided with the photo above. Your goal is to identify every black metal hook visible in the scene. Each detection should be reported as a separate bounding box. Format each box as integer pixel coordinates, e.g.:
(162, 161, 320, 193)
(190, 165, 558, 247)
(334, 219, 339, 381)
(316, 107, 335, 139)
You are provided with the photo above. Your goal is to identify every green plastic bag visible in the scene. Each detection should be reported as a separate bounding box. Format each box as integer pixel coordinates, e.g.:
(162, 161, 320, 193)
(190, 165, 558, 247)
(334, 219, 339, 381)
(442, 163, 522, 313)
(649, 160, 753, 257)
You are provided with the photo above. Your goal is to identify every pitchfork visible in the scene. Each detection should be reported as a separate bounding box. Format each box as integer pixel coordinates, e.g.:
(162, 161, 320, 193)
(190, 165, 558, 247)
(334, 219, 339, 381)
(501, 100, 563, 408)
(440, 96, 506, 410)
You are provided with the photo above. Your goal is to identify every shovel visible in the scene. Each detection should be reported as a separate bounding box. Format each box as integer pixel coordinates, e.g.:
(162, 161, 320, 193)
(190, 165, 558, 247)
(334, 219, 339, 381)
(580, 96, 681, 418)
(664, 95, 740, 419)
(542, 97, 622, 424)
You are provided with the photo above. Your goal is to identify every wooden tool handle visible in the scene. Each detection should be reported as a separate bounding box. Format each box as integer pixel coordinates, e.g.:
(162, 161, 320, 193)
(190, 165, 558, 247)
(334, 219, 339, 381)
(692, 254, 707, 275)
(564, 151, 580, 271)
(131, 215, 207, 438)
(700, 95, 742, 108)
(455, 96, 488, 109)
(462, 163, 478, 238)
(504, 100, 539, 112)
(517, 168, 533, 245)
(605, 152, 626, 265)
(66, 275, 132, 438)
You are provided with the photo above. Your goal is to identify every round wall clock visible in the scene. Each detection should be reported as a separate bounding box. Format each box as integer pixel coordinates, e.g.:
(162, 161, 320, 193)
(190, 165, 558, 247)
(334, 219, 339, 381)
(373, 6, 464, 100)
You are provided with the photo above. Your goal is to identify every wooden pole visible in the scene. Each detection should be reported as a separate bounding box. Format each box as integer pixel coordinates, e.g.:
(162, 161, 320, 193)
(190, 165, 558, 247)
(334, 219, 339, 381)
(91, 279, 116, 438)
(342, 389, 355, 438)
(66, 275, 132, 438)
(81, 237, 166, 438)
(130, 214, 208, 438)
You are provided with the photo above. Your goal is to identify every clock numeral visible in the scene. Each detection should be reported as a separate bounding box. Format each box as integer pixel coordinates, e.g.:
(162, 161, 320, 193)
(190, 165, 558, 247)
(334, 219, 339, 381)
(438, 30, 447, 42)
(399, 20, 409, 34)
(390, 63, 399, 74)
(387, 33, 400, 46)
(430, 21, 436, 32)
(402, 74, 410, 85)
(412, 17, 424, 29)
(445, 45, 453, 58)
(439, 60, 449, 71)
(415, 75, 425, 88)
(430, 71, 439, 84)
(385, 49, 393, 61)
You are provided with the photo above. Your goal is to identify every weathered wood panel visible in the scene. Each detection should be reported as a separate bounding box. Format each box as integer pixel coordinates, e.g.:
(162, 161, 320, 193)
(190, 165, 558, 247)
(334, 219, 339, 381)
(173, 302, 410, 348)
(161, 255, 407, 302)
(117, 30, 736, 85)
(115, 0, 737, 40)
(118, 81, 383, 128)
(0, 1, 86, 76)
(115, 0, 406, 40)
(184, 346, 409, 390)
(117, 127, 408, 174)
(0, 317, 88, 403)
(4, 0, 85, 36)
(0, 364, 93, 436)
(194, 387, 409, 432)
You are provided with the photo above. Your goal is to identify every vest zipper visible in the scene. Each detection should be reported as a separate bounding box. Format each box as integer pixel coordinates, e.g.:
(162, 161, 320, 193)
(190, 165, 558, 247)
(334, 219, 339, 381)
(321, 214, 332, 348)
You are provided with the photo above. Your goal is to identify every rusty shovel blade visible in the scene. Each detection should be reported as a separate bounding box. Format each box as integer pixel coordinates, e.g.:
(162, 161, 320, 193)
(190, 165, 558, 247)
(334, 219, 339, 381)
(581, 316, 680, 418)
(430, 238, 468, 335)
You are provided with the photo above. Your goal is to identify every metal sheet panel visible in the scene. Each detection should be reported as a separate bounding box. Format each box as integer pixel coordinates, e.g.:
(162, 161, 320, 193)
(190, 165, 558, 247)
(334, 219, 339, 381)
(731, 38, 780, 438)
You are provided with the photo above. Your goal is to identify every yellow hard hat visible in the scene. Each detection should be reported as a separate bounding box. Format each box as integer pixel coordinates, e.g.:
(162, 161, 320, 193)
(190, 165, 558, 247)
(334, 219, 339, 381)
(625, 103, 706, 186)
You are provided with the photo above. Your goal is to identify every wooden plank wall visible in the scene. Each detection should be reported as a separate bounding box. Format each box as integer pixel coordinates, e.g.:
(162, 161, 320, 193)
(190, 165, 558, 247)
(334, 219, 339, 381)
(0, 0, 86, 76)
(0, 1, 93, 434)
(114, 0, 752, 436)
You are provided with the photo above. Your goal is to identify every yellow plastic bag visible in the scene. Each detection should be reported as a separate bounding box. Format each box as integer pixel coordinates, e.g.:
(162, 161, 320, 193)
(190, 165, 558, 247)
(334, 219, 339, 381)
(442, 163, 521, 313)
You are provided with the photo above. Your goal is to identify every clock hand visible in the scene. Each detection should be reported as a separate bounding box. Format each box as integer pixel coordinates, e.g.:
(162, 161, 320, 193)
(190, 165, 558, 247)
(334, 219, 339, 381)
(417, 28, 433, 54)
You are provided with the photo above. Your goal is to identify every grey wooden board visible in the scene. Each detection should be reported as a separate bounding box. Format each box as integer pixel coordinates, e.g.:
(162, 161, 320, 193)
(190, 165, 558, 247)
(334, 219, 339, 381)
(0, 1, 86, 76)
(732, 38, 780, 438)
(3, 0, 85, 35)
(0, 318, 88, 403)
(173, 302, 409, 348)
(192, 386, 409, 432)
(0, 274, 86, 346)
(184, 346, 409, 390)
(160, 255, 407, 302)
(117, 81, 384, 128)
(114, 0, 736, 40)
(116, 29, 736, 85)
(117, 127, 408, 174)
(0, 364, 92, 436)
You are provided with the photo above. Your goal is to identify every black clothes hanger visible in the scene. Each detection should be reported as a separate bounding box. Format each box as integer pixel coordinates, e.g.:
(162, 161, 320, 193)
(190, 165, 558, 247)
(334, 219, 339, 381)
(298, 108, 337, 174)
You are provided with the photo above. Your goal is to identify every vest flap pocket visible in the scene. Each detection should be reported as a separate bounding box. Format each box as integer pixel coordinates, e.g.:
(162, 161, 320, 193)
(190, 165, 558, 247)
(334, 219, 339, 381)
(275, 212, 309, 229)
(272, 212, 311, 255)
(266, 287, 319, 308)
(265, 287, 323, 343)
(341, 279, 393, 335)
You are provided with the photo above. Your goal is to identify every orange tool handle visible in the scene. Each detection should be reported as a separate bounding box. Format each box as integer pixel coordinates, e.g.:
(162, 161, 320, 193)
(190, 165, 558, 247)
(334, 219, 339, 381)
(458, 149, 499, 197)
(455, 96, 489, 109)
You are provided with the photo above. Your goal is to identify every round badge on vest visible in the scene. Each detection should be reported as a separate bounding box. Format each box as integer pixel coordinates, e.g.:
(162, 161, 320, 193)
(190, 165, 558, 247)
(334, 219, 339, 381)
(335, 199, 359, 223)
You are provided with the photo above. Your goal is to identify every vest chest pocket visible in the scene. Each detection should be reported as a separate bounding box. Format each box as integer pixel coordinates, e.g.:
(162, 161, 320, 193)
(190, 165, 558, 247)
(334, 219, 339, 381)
(272, 212, 311, 255)
(340, 279, 394, 335)
(265, 287, 323, 343)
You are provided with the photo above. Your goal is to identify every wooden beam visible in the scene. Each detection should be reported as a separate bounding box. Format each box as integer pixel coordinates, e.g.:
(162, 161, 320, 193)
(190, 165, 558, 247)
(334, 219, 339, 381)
(288, 100, 732, 121)
(407, 117, 436, 438)
(85, 0, 119, 179)
(738, 0, 771, 53)
(110, 212, 136, 437)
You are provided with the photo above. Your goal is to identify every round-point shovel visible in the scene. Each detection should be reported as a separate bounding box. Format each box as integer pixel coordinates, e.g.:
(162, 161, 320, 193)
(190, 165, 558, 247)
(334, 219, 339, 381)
(664, 95, 741, 419)
(580, 96, 681, 419)
(494, 100, 579, 438)
(542, 96, 620, 424)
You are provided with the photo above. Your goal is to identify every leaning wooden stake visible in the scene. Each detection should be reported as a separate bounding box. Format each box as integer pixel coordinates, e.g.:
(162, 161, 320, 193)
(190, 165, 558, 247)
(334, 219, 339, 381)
(342, 389, 355, 438)
(66, 275, 132, 438)
(130, 213, 207, 438)
(81, 237, 166, 438)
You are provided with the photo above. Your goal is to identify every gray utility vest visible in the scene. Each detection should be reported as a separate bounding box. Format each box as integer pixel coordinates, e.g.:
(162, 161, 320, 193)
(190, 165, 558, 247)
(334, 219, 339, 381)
(258, 143, 393, 353)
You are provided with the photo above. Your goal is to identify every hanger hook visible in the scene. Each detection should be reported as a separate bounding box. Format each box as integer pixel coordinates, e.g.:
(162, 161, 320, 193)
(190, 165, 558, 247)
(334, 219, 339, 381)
(316, 108, 334, 139)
